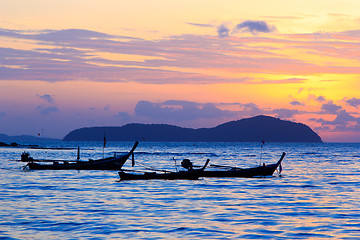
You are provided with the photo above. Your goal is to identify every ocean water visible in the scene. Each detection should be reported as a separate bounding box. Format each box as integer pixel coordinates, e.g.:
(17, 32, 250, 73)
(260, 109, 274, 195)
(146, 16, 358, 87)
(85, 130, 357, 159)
(0, 141, 359, 239)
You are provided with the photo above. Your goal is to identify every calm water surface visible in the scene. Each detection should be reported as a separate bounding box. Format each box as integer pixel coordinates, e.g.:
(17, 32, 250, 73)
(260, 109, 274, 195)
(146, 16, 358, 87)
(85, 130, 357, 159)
(1, 142, 359, 239)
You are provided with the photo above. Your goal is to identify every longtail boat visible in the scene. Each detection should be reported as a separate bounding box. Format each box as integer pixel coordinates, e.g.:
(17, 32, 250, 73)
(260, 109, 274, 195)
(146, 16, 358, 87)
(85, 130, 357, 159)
(22, 141, 138, 170)
(118, 159, 210, 181)
(200, 152, 285, 178)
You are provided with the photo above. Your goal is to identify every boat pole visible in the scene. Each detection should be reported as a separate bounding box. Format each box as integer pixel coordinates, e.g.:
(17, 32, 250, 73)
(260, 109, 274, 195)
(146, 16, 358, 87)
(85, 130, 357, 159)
(173, 157, 178, 172)
(260, 140, 265, 166)
(77, 146, 80, 161)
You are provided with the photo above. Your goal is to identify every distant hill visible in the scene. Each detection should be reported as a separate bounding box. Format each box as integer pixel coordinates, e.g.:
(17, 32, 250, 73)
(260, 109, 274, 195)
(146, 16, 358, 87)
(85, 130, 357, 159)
(63, 115, 323, 142)
(0, 134, 59, 144)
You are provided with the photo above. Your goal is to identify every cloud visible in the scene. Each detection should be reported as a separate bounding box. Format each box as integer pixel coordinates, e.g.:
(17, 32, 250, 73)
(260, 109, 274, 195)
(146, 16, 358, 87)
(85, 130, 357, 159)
(134, 100, 235, 121)
(242, 102, 260, 111)
(37, 94, 55, 103)
(309, 118, 327, 124)
(311, 106, 360, 132)
(331, 110, 356, 125)
(217, 24, 230, 38)
(186, 22, 214, 28)
(308, 94, 327, 103)
(345, 98, 360, 108)
(273, 108, 299, 118)
(0, 28, 137, 42)
(257, 78, 307, 84)
(116, 112, 130, 121)
(321, 100, 342, 114)
(314, 125, 330, 131)
(234, 20, 276, 34)
(290, 101, 304, 106)
(316, 96, 326, 102)
(218, 102, 263, 116)
(1, 26, 360, 86)
(37, 106, 59, 115)
(104, 104, 111, 111)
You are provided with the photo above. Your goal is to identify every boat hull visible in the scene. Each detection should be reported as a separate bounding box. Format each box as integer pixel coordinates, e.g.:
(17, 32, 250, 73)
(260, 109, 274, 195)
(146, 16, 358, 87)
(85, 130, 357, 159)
(28, 156, 127, 170)
(201, 152, 285, 178)
(200, 163, 279, 178)
(118, 170, 201, 180)
(25, 141, 138, 170)
(119, 159, 210, 180)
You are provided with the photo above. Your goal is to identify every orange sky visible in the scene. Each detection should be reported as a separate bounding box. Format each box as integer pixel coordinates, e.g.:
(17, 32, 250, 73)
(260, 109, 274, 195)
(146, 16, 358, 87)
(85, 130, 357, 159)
(0, 0, 360, 141)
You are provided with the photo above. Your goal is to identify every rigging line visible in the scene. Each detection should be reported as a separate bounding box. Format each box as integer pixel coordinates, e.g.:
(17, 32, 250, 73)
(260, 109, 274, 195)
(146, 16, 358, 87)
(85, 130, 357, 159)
(136, 162, 174, 173)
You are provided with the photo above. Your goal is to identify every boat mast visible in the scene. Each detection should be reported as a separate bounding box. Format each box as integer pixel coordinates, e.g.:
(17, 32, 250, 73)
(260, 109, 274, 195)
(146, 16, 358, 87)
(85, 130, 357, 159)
(102, 131, 106, 159)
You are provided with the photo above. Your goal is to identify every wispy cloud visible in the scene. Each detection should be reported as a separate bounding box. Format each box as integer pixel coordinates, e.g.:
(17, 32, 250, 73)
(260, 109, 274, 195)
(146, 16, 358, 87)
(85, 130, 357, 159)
(1, 27, 360, 85)
(1, 27, 360, 139)
(186, 22, 214, 28)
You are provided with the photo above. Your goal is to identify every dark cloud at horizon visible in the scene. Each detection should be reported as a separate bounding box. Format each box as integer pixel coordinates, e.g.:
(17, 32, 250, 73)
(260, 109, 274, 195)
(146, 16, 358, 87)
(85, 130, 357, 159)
(310, 100, 360, 132)
(130, 99, 360, 134)
(36, 106, 59, 115)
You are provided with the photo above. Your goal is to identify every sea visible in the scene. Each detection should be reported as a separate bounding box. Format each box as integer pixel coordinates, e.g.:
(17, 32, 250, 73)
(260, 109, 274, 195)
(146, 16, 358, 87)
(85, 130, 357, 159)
(0, 141, 359, 239)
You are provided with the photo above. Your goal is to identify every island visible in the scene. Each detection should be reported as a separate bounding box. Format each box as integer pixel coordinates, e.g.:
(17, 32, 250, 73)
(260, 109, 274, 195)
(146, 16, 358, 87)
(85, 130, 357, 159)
(63, 115, 323, 142)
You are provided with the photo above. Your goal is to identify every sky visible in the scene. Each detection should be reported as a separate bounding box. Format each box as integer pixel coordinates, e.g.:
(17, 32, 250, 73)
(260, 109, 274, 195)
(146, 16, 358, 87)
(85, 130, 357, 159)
(1, 0, 360, 142)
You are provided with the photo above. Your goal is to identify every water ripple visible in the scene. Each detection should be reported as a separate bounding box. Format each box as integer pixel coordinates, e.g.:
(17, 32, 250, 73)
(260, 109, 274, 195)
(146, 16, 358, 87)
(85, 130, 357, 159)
(1, 142, 360, 239)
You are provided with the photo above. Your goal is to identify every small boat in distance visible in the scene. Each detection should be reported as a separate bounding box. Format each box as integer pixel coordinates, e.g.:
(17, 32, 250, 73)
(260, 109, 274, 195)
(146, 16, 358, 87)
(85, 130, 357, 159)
(200, 152, 285, 178)
(21, 141, 138, 170)
(118, 159, 210, 181)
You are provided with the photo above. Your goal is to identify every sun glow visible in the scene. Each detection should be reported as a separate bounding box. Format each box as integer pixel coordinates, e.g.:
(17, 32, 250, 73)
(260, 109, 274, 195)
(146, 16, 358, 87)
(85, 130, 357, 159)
(1, 0, 360, 141)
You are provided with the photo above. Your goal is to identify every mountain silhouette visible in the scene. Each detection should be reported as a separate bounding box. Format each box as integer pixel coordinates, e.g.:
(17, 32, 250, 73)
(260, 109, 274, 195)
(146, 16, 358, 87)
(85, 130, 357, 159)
(63, 115, 322, 142)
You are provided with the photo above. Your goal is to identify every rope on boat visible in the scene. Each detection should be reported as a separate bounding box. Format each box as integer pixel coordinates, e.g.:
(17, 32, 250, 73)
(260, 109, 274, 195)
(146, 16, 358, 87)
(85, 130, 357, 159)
(209, 164, 243, 170)
(276, 163, 283, 177)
